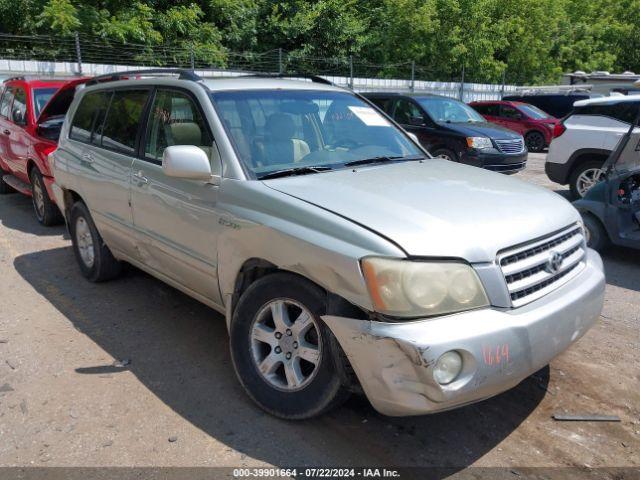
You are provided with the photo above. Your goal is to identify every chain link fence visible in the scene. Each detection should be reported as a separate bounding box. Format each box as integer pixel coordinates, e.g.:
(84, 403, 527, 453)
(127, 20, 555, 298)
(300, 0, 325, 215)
(0, 33, 515, 101)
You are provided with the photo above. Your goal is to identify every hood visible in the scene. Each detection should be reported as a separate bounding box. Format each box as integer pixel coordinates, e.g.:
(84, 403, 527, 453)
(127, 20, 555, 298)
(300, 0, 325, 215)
(264, 159, 580, 262)
(442, 121, 522, 140)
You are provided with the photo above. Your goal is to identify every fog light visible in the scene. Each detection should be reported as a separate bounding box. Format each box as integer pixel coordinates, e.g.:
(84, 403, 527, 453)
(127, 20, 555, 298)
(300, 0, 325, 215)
(433, 351, 463, 385)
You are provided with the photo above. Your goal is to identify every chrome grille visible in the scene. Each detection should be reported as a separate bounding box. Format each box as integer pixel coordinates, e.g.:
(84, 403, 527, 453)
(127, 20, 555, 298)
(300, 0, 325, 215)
(494, 138, 525, 154)
(498, 225, 586, 307)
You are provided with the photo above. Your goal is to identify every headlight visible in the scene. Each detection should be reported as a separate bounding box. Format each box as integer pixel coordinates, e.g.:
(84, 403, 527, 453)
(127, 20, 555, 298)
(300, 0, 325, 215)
(361, 258, 490, 318)
(466, 137, 493, 149)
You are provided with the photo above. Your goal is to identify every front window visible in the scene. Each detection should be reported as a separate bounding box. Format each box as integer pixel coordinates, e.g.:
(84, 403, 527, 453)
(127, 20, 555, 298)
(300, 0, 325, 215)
(210, 90, 421, 178)
(517, 104, 550, 120)
(33, 87, 59, 118)
(416, 97, 485, 124)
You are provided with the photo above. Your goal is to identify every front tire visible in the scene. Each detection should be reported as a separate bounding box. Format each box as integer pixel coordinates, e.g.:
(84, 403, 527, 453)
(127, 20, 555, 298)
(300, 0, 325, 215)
(525, 131, 546, 153)
(30, 168, 63, 226)
(432, 148, 458, 162)
(583, 213, 609, 252)
(230, 273, 350, 419)
(569, 160, 604, 199)
(69, 201, 122, 282)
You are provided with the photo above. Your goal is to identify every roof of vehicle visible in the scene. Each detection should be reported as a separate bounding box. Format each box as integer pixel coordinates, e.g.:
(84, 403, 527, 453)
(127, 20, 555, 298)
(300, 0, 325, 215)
(2, 76, 71, 88)
(362, 92, 447, 99)
(573, 94, 640, 107)
(469, 100, 529, 106)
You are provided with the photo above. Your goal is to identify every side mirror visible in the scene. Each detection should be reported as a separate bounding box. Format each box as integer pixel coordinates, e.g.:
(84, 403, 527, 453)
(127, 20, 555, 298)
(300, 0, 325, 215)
(408, 115, 426, 126)
(407, 132, 420, 144)
(162, 145, 214, 181)
(12, 107, 26, 125)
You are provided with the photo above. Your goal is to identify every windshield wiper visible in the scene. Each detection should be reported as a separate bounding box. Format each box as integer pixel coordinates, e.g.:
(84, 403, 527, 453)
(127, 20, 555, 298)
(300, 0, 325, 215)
(344, 155, 424, 167)
(258, 165, 333, 180)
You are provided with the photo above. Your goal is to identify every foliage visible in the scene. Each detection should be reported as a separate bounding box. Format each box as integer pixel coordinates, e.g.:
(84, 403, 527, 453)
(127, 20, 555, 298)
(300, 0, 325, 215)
(1, 0, 640, 84)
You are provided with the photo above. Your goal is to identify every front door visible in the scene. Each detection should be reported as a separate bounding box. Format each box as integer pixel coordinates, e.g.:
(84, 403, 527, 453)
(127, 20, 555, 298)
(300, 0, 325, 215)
(130, 88, 223, 305)
(498, 104, 525, 135)
(392, 98, 438, 150)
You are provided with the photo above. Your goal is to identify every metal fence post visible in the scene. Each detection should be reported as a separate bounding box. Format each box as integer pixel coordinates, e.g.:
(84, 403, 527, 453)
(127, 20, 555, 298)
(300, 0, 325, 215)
(410, 61, 415, 93)
(349, 55, 354, 89)
(189, 45, 195, 70)
(74, 32, 82, 75)
(500, 69, 506, 99)
(278, 48, 283, 74)
(459, 64, 465, 101)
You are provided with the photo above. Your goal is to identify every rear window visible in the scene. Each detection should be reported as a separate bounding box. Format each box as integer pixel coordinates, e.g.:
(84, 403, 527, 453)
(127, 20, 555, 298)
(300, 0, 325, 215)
(70, 91, 111, 144)
(573, 102, 639, 124)
(70, 89, 149, 154)
(100, 90, 149, 154)
(33, 87, 59, 118)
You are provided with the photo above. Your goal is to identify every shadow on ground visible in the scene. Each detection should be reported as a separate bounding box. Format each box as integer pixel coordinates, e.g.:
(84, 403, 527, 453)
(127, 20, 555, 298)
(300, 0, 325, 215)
(0, 193, 67, 238)
(15, 246, 548, 470)
(601, 246, 640, 292)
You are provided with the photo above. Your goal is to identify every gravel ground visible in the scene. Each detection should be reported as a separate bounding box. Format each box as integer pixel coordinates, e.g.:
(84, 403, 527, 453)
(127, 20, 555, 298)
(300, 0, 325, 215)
(0, 153, 638, 473)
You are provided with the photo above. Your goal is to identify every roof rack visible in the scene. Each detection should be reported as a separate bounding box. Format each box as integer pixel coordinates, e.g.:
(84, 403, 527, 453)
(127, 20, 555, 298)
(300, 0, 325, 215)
(513, 84, 593, 95)
(239, 73, 334, 86)
(86, 68, 201, 86)
(2, 76, 25, 83)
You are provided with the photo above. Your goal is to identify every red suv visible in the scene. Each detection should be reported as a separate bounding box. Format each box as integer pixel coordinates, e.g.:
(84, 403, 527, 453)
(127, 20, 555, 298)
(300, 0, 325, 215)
(0, 77, 86, 225)
(469, 100, 558, 153)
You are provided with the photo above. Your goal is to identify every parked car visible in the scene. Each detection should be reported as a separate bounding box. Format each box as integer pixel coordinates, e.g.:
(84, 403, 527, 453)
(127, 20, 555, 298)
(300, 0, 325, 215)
(574, 103, 640, 251)
(52, 70, 604, 419)
(364, 92, 527, 174)
(0, 76, 87, 225)
(469, 100, 558, 153)
(502, 91, 602, 118)
(546, 95, 640, 199)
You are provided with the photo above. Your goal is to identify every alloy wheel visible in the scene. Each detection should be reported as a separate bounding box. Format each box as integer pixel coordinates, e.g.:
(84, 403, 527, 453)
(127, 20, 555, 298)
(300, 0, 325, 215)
(250, 298, 321, 391)
(75, 217, 95, 268)
(576, 168, 603, 197)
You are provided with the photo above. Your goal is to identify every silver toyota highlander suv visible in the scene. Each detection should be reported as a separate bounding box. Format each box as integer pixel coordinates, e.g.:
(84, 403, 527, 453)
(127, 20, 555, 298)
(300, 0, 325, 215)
(51, 70, 605, 419)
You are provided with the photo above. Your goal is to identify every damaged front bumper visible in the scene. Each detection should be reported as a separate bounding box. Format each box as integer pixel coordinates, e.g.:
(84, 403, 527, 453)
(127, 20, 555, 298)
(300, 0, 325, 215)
(323, 249, 605, 416)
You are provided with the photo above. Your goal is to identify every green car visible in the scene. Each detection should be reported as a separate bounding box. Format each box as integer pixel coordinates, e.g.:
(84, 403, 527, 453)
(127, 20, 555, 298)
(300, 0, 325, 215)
(574, 99, 640, 252)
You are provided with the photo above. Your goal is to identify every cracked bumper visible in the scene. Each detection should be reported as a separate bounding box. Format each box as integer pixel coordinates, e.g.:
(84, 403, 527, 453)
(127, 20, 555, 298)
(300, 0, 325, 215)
(323, 250, 605, 416)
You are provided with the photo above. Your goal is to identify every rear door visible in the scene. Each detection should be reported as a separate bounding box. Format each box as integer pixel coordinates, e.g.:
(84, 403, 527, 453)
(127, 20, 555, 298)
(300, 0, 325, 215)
(0, 86, 13, 171)
(130, 87, 223, 304)
(65, 88, 149, 255)
(498, 104, 525, 135)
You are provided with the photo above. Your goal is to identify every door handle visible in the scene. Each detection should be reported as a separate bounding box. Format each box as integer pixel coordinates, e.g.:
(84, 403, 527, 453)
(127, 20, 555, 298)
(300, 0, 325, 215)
(3, 129, 9, 135)
(132, 171, 149, 185)
(82, 152, 94, 163)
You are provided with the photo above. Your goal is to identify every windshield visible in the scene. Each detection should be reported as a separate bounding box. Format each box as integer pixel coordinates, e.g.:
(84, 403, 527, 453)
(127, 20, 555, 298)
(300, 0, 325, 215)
(33, 87, 59, 117)
(210, 89, 421, 178)
(416, 97, 485, 123)
(518, 104, 551, 120)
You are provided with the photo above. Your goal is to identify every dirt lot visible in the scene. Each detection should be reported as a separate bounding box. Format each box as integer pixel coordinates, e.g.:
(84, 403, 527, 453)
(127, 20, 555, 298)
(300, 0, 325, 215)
(0, 153, 639, 474)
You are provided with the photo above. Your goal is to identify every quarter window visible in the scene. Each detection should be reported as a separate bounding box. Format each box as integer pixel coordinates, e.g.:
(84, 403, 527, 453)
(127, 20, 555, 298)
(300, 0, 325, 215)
(0, 88, 14, 118)
(11, 88, 27, 125)
(574, 103, 639, 124)
(100, 90, 149, 154)
(145, 90, 212, 163)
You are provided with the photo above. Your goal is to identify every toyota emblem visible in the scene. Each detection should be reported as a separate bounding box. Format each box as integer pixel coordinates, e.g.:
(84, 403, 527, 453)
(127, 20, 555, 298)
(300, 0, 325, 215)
(546, 251, 563, 274)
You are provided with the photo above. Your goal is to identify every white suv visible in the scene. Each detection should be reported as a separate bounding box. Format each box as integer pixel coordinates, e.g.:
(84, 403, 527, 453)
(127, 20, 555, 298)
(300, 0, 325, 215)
(546, 95, 640, 198)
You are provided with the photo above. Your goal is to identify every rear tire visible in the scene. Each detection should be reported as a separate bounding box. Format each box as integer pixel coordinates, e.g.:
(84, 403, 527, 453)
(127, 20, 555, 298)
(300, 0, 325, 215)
(30, 168, 63, 226)
(69, 201, 122, 282)
(569, 160, 605, 199)
(525, 131, 546, 153)
(432, 148, 458, 162)
(230, 273, 350, 419)
(0, 168, 15, 194)
(582, 213, 609, 252)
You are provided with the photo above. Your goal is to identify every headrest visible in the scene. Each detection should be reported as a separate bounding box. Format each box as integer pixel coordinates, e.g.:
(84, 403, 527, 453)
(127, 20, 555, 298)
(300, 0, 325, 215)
(168, 122, 202, 146)
(266, 113, 295, 141)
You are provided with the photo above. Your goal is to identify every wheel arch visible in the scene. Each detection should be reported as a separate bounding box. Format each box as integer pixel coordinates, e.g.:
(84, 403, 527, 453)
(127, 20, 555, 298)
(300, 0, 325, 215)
(566, 149, 610, 181)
